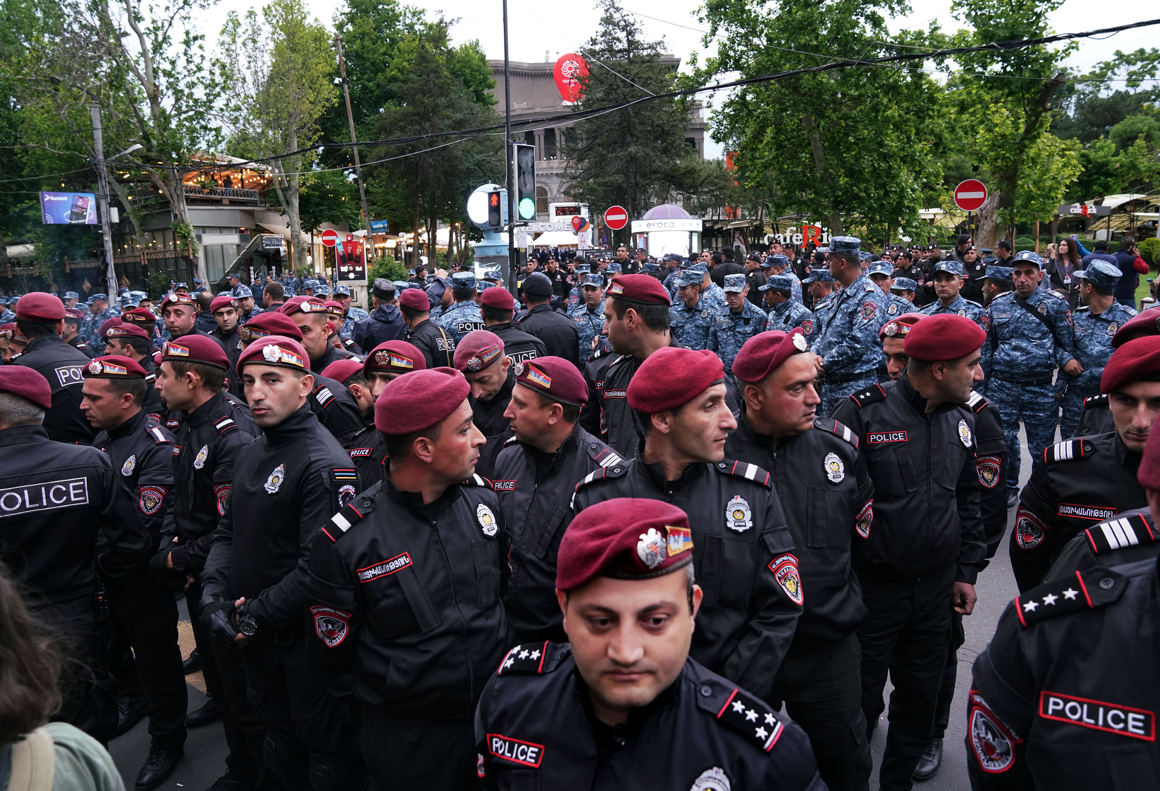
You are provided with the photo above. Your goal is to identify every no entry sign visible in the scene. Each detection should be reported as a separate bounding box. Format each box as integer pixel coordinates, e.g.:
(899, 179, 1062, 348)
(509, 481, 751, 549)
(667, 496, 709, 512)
(604, 205, 628, 231)
(320, 229, 339, 248)
(954, 180, 988, 213)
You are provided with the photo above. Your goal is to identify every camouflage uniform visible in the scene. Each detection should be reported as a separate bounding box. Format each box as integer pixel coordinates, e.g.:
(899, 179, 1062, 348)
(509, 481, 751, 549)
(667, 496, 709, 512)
(708, 274, 769, 378)
(766, 298, 817, 338)
(435, 272, 484, 343)
(920, 294, 986, 329)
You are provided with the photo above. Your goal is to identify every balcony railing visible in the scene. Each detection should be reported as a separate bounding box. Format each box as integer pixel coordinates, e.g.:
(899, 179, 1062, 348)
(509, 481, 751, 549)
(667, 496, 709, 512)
(184, 185, 262, 203)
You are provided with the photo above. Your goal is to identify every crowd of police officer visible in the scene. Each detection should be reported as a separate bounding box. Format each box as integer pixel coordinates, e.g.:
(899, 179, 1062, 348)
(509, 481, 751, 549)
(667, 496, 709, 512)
(1, 230, 1160, 791)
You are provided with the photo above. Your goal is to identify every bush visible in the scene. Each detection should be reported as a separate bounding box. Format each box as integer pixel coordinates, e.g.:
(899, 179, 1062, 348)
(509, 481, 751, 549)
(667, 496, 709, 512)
(1139, 238, 1160, 268)
(368, 256, 408, 284)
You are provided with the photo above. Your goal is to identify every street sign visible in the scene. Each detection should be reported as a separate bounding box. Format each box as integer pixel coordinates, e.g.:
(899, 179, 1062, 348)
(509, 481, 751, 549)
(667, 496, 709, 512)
(604, 205, 628, 231)
(1057, 203, 1111, 217)
(320, 229, 339, 248)
(954, 180, 988, 212)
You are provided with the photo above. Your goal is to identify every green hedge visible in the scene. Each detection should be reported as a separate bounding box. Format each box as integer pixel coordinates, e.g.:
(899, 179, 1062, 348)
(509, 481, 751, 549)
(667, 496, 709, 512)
(1139, 238, 1160, 268)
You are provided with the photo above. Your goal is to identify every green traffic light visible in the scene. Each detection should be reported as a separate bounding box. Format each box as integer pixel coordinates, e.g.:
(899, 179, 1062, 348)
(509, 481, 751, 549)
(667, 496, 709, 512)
(518, 197, 536, 220)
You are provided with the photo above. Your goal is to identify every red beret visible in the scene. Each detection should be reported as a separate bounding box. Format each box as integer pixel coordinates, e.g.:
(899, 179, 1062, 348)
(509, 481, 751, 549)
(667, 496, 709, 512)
(0, 322, 15, 339)
(1102, 337, 1160, 394)
(1139, 414, 1160, 489)
(64, 308, 86, 323)
(105, 323, 150, 341)
(121, 308, 158, 325)
(98, 317, 123, 339)
(0, 366, 52, 410)
(364, 341, 426, 376)
(239, 312, 303, 342)
(454, 330, 504, 373)
(879, 312, 925, 342)
(210, 295, 238, 313)
(279, 296, 327, 317)
(82, 355, 146, 379)
(731, 329, 810, 383)
(627, 347, 724, 414)
(152, 351, 163, 367)
(374, 367, 469, 435)
(1112, 308, 1160, 348)
(480, 288, 515, 311)
(237, 336, 310, 373)
(321, 358, 365, 385)
(325, 320, 339, 337)
(556, 498, 694, 591)
(161, 335, 230, 370)
(159, 293, 197, 312)
(324, 300, 344, 314)
(605, 274, 671, 306)
(903, 314, 985, 361)
(15, 292, 65, 322)
(398, 289, 430, 312)
(513, 356, 587, 406)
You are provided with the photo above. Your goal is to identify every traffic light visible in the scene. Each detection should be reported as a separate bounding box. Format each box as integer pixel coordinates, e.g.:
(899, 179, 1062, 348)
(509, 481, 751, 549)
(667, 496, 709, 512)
(487, 189, 503, 230)
(514, 143, 536, 221)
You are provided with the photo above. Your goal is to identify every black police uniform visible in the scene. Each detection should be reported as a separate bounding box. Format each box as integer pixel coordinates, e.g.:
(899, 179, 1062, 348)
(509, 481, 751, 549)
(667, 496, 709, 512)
(968, 557, 1160, 789)
(311, 342, 357, 375)
(472, 367, 517, 480)
(487, 320, 547, 364)
(308, 373, 365, 442)
(580, 352, 646, 459)
(572, 458, 802, 700)
(724, 411, 874, 791)
(747, 268, 768, 306)
(1010, 431, 1147, 593)
(517, 303, 581, 368)
(340, 423, 388, 492)
(831, 377, 986, 791)
(474, 642, 825, 790)
(0, 423, 150, 738)
(1072, 392, 1114, 436)
(67, 334, 96, 357)
(403, 317, 455, 368)
(305, 474, 512, 791)
(492, 425, 622, 643)
(212, 324, 246, 400)
(1047, 507, 1160, 581)
(12, 333, 95, 444)
(201, 404, 365, 790)
(93, 410, 188, 749)
(960, 255, 988, 305)
(543, 268, 569, 298)
(141, 358, 165, 424)
(353, 303, 405, 352)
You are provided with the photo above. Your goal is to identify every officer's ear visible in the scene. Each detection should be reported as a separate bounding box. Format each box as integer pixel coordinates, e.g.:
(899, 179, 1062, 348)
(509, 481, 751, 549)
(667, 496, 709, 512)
(741, 381, 764, 413)
(297, 372, 314, 398)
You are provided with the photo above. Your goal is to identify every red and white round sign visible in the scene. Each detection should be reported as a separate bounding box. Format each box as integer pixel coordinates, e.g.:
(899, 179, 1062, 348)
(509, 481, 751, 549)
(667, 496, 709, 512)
(604, 205, 628, 231)
(320, 229, 340, 248)
(954, 180, 988, 213)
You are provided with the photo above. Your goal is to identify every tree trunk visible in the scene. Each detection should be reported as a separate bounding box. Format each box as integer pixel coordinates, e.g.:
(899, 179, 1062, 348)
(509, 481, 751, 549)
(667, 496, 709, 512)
(801, 109, 843, 235)
(976, 190, 1001, 249)
(411, 190, 422, 270)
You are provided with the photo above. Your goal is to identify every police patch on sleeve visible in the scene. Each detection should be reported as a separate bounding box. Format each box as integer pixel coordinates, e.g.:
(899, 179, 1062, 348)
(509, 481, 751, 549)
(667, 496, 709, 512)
(725, 495, 753, 532)
(121, 454, 136, 476)
(138, 485, 166, 515)
(477, 503, 498, 536)
(310, 605, 351, 648)
(214, 483, 230, 517)
(861, 301, 877, 320)
(193, 444, 209, 470)
(824, 452, 845, 483)
(1014, 507, 1048, 550)
(768, 554, 803, 605)
(969, 692, 1019, 774)
(958, 419, 973, 447)
(855, 500, 873, 539)
(264, 463, 285, 494)
(976, 456, 1001, 489)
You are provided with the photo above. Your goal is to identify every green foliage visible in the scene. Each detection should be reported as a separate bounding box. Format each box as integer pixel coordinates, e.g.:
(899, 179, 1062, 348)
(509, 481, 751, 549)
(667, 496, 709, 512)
(1139, 238, 1160, 268)
(298, 170, 361, 233)
(368, 255, 408, 282)
(171, 221, 198, 256)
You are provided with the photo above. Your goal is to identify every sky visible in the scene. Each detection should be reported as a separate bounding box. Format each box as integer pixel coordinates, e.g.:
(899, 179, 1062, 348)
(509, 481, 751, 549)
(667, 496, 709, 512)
(198, 0, 1157, 158)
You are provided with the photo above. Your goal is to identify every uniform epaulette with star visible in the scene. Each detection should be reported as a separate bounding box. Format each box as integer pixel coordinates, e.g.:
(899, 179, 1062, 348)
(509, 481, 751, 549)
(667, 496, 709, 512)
(1083, 393, 1109, 410)
(214, 415, 240, 436)
(587, 444, 624, 469)
(812, 417, 859, 449)
(496, 641, 560, 676)
(1044, 438, 1094, 464)
(574, 461, 630, 491)
(1013, 566, 1127, 627)
(1085, 512, 1157, 555)
(715, 687, 786, 753)
(464, 473, 493, 489)
(849, 384, 886, 408)
(966, 390, 991, 414)
(714, 459, 772, 487)
(323, 484, 379, 542)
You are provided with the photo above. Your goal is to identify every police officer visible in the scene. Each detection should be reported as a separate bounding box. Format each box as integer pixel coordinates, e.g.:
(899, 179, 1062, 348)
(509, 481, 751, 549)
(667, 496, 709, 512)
(889, 277, 920, 313)
(1058, 261, 1137, 438)
(151, 336, 270, 791)
(398, 288, 455, 367)
(1009, 336, 1159, 591)
(480, 287, 547, 364)
(209, 294, 246, 398)
(725, 331, 874, 791)
(832, 314, 987, 791)
(279, 296, 357, 375)
(235, 285, 263, 324)
(574, 346, 802, 700)
(0, 293, 17, 323)
(80, 355, 187, 789)
(492, 356, 620, 642)
(868, 261, 915, 321)
(745, 251, 767, 304)
(474, 498, 824, 790)
(581, 274, 674, 459)
(517, 273, 581, 368)
(87, 293, 121, 355)
(332, 284, 367, 343)
(762, 274, 817, 337)
(892, 252, 929, 306)
(62, 307, 95, 357)
(567, 273, 606, 362)
(804, 267, 836, 311)
(453, 330, 517, 478)
(11, 292, 95, 444)
(305, 367, 510, 791)
(436, 271, 485, 343)
(0, 366, 149, 740)
(200, 336, 365, 791)
(982, 250, 1078, 506)
(122, 305, 165, 353)
(159, 292, 229, 355)
(920, 260, 986, 328)
(669, 267, 714, 350)
(710, 273, 770, 378)
(352, 279, 405, 352)
(762, 254, 803, 303)
(812, 237, 888, 416)
(102, 321, 166, 426)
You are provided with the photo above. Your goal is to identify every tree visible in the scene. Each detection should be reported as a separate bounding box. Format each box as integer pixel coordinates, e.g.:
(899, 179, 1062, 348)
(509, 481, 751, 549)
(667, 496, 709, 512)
(695, 0, 949, 237)
(562, 0, 701, 230)
(298, 169, 360, 235)
(217, 0, 339, 270)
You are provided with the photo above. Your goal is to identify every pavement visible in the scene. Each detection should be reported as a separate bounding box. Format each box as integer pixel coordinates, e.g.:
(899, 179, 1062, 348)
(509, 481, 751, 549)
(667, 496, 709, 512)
(105, 426, 1038, 791)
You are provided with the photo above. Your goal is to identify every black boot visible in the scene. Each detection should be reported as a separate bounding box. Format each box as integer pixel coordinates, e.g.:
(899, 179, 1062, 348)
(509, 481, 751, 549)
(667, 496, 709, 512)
(182, 648, 203, 675)
(202, 770, 256, 791)
(912, 737, 943, 782)
(185, 696, 226, 728)
(136, 741, 184, 791)
(112, 688, 150, 739)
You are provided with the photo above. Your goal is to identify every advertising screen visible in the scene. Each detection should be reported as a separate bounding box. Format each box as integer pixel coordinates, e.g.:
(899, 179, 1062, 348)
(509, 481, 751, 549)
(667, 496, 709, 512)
(40, 191, 98, 225)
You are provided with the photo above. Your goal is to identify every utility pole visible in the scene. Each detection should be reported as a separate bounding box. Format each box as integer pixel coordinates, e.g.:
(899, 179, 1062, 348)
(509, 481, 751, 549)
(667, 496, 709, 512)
(90, 102, 117, 293)
(503, 0, 516, 292)
(336, 35, 371, 241)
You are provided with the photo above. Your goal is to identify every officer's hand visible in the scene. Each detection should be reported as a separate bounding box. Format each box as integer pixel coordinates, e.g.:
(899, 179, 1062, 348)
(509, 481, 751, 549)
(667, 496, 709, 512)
(166, 552, 174, 569)
(184, 574, 195, 591)
(202, 600, 239, 644)
(233, 597, 251, 645)
(952, 582, 977, 615)
(1063, 359, 1084, 376)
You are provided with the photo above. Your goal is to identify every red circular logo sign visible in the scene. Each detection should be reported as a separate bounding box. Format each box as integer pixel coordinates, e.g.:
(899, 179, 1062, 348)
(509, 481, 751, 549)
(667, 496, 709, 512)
(604, 205, 628, 231)
(320, 229, 340, 248)
(954, 180, 988, 212)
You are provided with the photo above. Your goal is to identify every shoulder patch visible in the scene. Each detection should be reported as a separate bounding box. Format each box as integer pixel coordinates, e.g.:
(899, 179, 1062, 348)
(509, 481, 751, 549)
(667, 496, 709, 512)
(1085, 513, 1157, 555)
(1045, 438, 1094, 464)
(574, 461, 630, 491)
(148, 426, 172, 445)
(324, 499, 370, 542)
(849, 384, 887, 408)
(503, 435, 520, 447)
(812, 417, 859, 449)
(966, 390, 991, 413)
(1013, 567, 1128, 628)
(315, 386, 335, 407)
(1083, 393, 1109, 410)
(215, 415, 239, 435)
(497, 642, 552, 676)
(464, 473, 494, 489)
(716, 687, 786, 752)
(715, 459, 772, 488)
(588, 444, 624, 469)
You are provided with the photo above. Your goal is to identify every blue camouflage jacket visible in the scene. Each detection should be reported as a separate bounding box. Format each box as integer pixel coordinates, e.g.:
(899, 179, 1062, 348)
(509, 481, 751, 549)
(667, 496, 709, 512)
(883, 294, 918, 319)
(669, 298, 714, 351)
(1065, 301, 1137, 392)
(767, 299, 816, 337)
(436, 300, 484, 342)
(981, 290, 1076, 380)
(568, 303, 605, 362)
(810, 274, 886, 377)
(709, 300, 769, 376)
(920, 294, 986, 328)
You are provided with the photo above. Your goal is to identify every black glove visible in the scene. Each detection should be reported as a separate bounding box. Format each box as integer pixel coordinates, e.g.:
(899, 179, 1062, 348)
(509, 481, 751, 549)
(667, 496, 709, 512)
(201, 599, 239, 644)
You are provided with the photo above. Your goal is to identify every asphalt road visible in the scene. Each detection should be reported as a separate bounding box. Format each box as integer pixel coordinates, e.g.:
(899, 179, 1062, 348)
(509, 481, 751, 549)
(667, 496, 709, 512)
(107, 428, 1037, 791)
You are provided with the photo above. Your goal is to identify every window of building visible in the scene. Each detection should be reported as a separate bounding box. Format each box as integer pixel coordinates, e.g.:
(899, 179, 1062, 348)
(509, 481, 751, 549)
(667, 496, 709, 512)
(524, 131, 536, 156)
(544, 128, 557, 160)
(536, 186, 549, 216)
